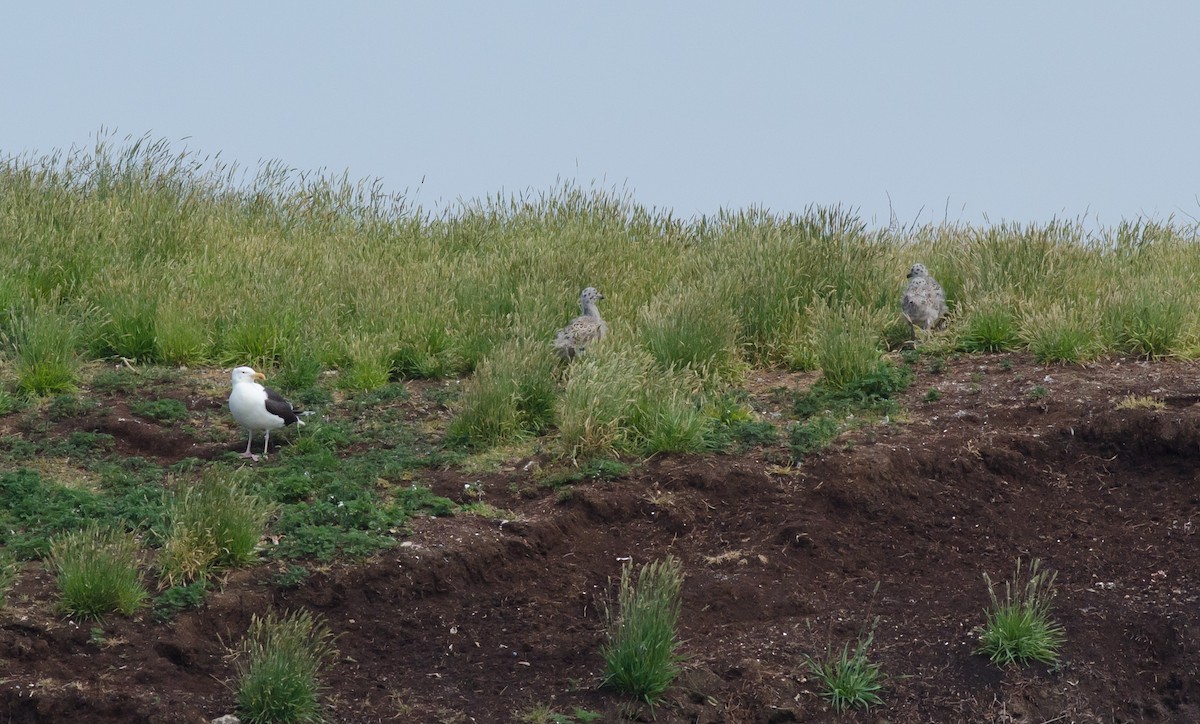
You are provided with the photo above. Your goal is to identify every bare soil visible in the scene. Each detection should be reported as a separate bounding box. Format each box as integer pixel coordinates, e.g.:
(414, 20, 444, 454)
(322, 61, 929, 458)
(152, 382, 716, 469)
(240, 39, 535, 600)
(1, 354, 1197, 723)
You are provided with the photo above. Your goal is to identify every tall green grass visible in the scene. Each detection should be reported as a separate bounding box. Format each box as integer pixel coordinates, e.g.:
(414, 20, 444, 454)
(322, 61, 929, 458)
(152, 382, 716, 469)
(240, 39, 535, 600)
(601, 556, 686, 706)
(4, 133, 1200, 452)
(233, 609, 338, 724)
(158, 472, 275, 585)
(446, 336, 558, 447)
(48, 524, 147, 618)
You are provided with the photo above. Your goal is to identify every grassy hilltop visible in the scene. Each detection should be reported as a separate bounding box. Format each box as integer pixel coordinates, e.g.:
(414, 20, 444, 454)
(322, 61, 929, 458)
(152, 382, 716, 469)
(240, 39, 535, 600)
(1, 134, 1198, 455)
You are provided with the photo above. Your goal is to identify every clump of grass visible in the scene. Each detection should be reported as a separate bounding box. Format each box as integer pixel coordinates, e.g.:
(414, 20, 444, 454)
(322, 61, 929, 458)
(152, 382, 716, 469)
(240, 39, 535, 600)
(956, 293, 1021, 353)
(788, 416, 841, 462)
(803, 617, 885, 713)
(48, 524, 147, 618)
(339, 333, 395, 391)
(976, 558, 1065, 667)
(233, 609, 338, 724)
(556, 345, 645, 458)
(601, 556, 686, 706)
(158, 472, 274, 585)
(1021, 301, 1102, 363)
(637, 284, 743, 380)
(805, 297, 888, 392)
(1108, 290, 1185, 359)
(3, 300, 92, 395)
(1115, 394, 1165, 411)
(446, 337, 558, 447)
(629, 371, 711, 455)
(923, 388, 942, 403)
(272, 355, 324, 393)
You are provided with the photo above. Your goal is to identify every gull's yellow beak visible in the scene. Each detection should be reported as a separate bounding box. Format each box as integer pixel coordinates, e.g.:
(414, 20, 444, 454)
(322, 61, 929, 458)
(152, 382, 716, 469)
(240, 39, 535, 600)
(253, 372, 266, 381)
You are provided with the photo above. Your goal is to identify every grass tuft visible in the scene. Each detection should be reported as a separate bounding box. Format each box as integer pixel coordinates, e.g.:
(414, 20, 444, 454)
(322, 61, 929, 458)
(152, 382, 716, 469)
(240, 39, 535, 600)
(806, 297, 889, 392)
(158, 472, 274, 585)
(446, 337, 557, 447)
(3, 301, 92, 395)
(1021, 302, 1102, 363)
(601, 556, 686, 706)
(48, 524, 147, 618)
(976, 558, 1065, 667)
(233, 609, 338, 724)
(803, 617, 885, 712)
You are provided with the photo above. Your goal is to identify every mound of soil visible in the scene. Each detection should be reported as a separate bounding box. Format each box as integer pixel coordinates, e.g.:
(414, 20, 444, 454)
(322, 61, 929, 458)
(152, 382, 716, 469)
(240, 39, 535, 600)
(0, 355, 1197, 722)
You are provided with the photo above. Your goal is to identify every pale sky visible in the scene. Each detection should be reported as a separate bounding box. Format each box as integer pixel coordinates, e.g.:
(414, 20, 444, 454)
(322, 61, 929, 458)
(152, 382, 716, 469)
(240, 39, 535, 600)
(4, 2, 1199, 228)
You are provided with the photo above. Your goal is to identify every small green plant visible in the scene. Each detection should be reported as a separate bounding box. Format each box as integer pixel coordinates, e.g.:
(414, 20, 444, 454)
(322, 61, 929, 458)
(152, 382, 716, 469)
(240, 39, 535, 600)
(233, 609, 338, 724)
(803, 617, 885, 713)
(48, 524, 148, 619)
(517, 705, 603, 724)
(130, 398, 189, 423)
(925, 357, 947, 375)
(922, 388, 942, 403)
(273, 565, 310, 589)
(1027, 385, 1049, 401)
(998, 358, 1014, 372)
(601, 556, 686, 706)
(47, 394, 99, 420)
(976, 558, 1065, 667)
(158, 473, 274, 585)
(787, 416, 841, 462)
(152, 580, 208, 621)
(0, 389, 23, 416)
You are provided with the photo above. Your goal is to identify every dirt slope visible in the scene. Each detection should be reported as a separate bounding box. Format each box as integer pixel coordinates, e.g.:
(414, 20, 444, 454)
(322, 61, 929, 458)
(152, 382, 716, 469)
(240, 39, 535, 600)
(0, 354, 1197, 723)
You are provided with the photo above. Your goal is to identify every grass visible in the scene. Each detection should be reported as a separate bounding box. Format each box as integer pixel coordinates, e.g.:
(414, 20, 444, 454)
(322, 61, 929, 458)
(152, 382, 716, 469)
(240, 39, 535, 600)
(1, 134, 1198, 455)
(0, 553, 18, 607)
(1115, 394, 1165, 411)
(787, 361, 911, 462)
(158, 472, 275, 585)
(3, 300, 92, 395)
(233, 609, 338, 724)
(446, 336, 558, 448)
(601, 556, 686, 706)
(48, 524, 147, 618)
(976, 558, 1066, 667)
(803, 617, 885, 713)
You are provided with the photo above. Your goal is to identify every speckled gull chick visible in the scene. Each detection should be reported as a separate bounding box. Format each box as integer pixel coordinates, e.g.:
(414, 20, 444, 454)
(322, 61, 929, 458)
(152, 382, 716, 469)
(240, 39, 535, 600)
(228, 366, 304, 461)
(553, 287, 608, 360)
(901, 263, 948, 335)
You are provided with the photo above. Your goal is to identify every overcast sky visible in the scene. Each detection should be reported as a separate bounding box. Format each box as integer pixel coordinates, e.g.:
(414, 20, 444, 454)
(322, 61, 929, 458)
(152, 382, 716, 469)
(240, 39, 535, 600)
(4, 2, 1199, 228)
